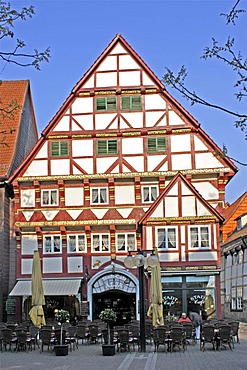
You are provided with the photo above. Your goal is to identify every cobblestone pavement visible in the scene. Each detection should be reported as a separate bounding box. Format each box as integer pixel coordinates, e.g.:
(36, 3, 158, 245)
(1, 339, 246, 370)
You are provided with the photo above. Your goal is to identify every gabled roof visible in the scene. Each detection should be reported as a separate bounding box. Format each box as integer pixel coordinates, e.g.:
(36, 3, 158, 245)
(223, 191, 247, 223)
(8, 35, 237, 183)
(38, 34, 236, 172)
(139, 172, 224, 225)
(0, 80, 37, 177)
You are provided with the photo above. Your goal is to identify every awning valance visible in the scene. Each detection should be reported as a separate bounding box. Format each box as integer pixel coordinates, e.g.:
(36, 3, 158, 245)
(9, 279, 81, 296)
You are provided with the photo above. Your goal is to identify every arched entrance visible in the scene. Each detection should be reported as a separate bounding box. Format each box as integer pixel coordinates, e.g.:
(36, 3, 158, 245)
(87, 265, 139, 325)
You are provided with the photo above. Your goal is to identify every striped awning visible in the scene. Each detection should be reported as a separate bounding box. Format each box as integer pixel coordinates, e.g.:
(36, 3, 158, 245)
(9, 279, 81, 296)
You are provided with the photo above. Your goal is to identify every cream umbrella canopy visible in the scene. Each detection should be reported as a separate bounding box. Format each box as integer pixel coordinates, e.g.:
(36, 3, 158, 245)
(29, 250, 46, 326)
(147, 248, 164, 327)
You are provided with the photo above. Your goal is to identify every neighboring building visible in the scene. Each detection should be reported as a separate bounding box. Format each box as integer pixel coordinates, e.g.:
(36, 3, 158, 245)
(0, 80, 38, 322)
(220, 192, 247, 321)
(8, 35, 237, 324)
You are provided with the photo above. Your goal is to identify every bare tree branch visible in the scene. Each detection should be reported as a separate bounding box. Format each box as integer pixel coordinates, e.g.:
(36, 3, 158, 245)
(163, 0, 247, 147)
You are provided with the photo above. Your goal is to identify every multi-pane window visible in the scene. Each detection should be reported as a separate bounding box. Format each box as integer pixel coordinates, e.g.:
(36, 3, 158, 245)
(51, 141, 69, 157)
(92, 234, 110, 252)
(116, 233, 136, 252)
(97, 140, 118, 155)
(121, 96, 142, 110)
(231, 287, 243, 311)
(67, 235, 86, 253)
(147, 137, 167, 152)
(142, 185, 158, 203)
(157, 227, 177, 249)
(91, 188, 108, 204)
(43, 235, 61, 253)
(41, 189, 58, 206)
(96, 97, 117, 111)
(189, 226, 210, 248)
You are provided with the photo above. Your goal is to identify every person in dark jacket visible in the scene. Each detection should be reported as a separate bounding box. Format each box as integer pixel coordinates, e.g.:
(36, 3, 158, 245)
(189, 311, 202, 340)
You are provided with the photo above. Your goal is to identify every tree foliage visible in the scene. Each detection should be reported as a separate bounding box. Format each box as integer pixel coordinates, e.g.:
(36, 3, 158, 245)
(163, 0, 247, 142)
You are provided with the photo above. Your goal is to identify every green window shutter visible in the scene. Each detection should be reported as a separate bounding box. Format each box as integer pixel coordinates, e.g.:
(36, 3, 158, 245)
(147, 137, 166, 152)
(147, 138, 157, 152)
(51, 142, 59, 156)
(132, 96, 142, 110)
(96, 97, 116, 111)
(60, 141, 68, 155)
(97, 140, 107, 154)
(108, 140, 118, 154)
(51, 141, 68, 156)
(121, 96, 142, 110)
(157, 137, 166, 151)
(121, 96, 131, 109)
(96, 98, 106, 111)
(97, 140, 118, 155)
(107, 97, 117, 110)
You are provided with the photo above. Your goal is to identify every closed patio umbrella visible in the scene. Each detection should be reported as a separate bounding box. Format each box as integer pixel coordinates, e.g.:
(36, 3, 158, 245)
(29, 250, 46, 326)
(147, 248, 164, 327)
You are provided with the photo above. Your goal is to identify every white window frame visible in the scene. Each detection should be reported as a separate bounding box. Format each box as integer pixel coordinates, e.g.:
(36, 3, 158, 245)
(91, 234, 110, 252)
(67, 234, 86, 253)
(90, 187, 108, 204)
(116, 233, 136, 252)
(231, 287, 243, 311)
(43, 235, 61, 254)
(142, 185, 158, 203)
(156, 227, 178, 249)
(188, 225, 210, 249)
(41, 189, 58, 206)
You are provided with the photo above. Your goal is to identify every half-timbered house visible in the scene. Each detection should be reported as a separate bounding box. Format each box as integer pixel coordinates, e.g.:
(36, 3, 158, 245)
(8, 35, 237, 323)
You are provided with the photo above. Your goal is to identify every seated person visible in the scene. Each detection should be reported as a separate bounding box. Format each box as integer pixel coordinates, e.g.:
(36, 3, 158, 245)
(178, 312, 191, 323)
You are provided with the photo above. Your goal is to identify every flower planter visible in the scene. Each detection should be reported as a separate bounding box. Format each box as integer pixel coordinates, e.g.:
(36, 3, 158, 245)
(102, 344, 115, 356)
(54, 344, 69, 356)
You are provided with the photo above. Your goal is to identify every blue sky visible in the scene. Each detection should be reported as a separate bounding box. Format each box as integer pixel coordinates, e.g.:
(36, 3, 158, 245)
(2, 0, 246, 203)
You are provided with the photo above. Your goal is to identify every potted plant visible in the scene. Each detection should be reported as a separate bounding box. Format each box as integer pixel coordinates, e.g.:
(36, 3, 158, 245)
(53, 309, 70, 356)
(99, 308, 117, 356)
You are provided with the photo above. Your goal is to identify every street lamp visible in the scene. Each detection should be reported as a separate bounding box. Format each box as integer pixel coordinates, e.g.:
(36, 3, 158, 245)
(123, 249, 158, 352)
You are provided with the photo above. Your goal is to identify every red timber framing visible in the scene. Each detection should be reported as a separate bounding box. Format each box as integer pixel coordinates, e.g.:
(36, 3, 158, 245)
(8, 34, 237, 322)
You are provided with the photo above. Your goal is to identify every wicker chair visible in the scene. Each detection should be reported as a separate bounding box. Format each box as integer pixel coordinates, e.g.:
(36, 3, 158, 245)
(217, 325, 233, 351)
(170, 326, 186, 352)
(117, 329, 131, 352)
(153, 327, 168, 352)
(200, 324, 216, 351)
(228, 321, 240, 346)
(39, 329, 54, 353)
